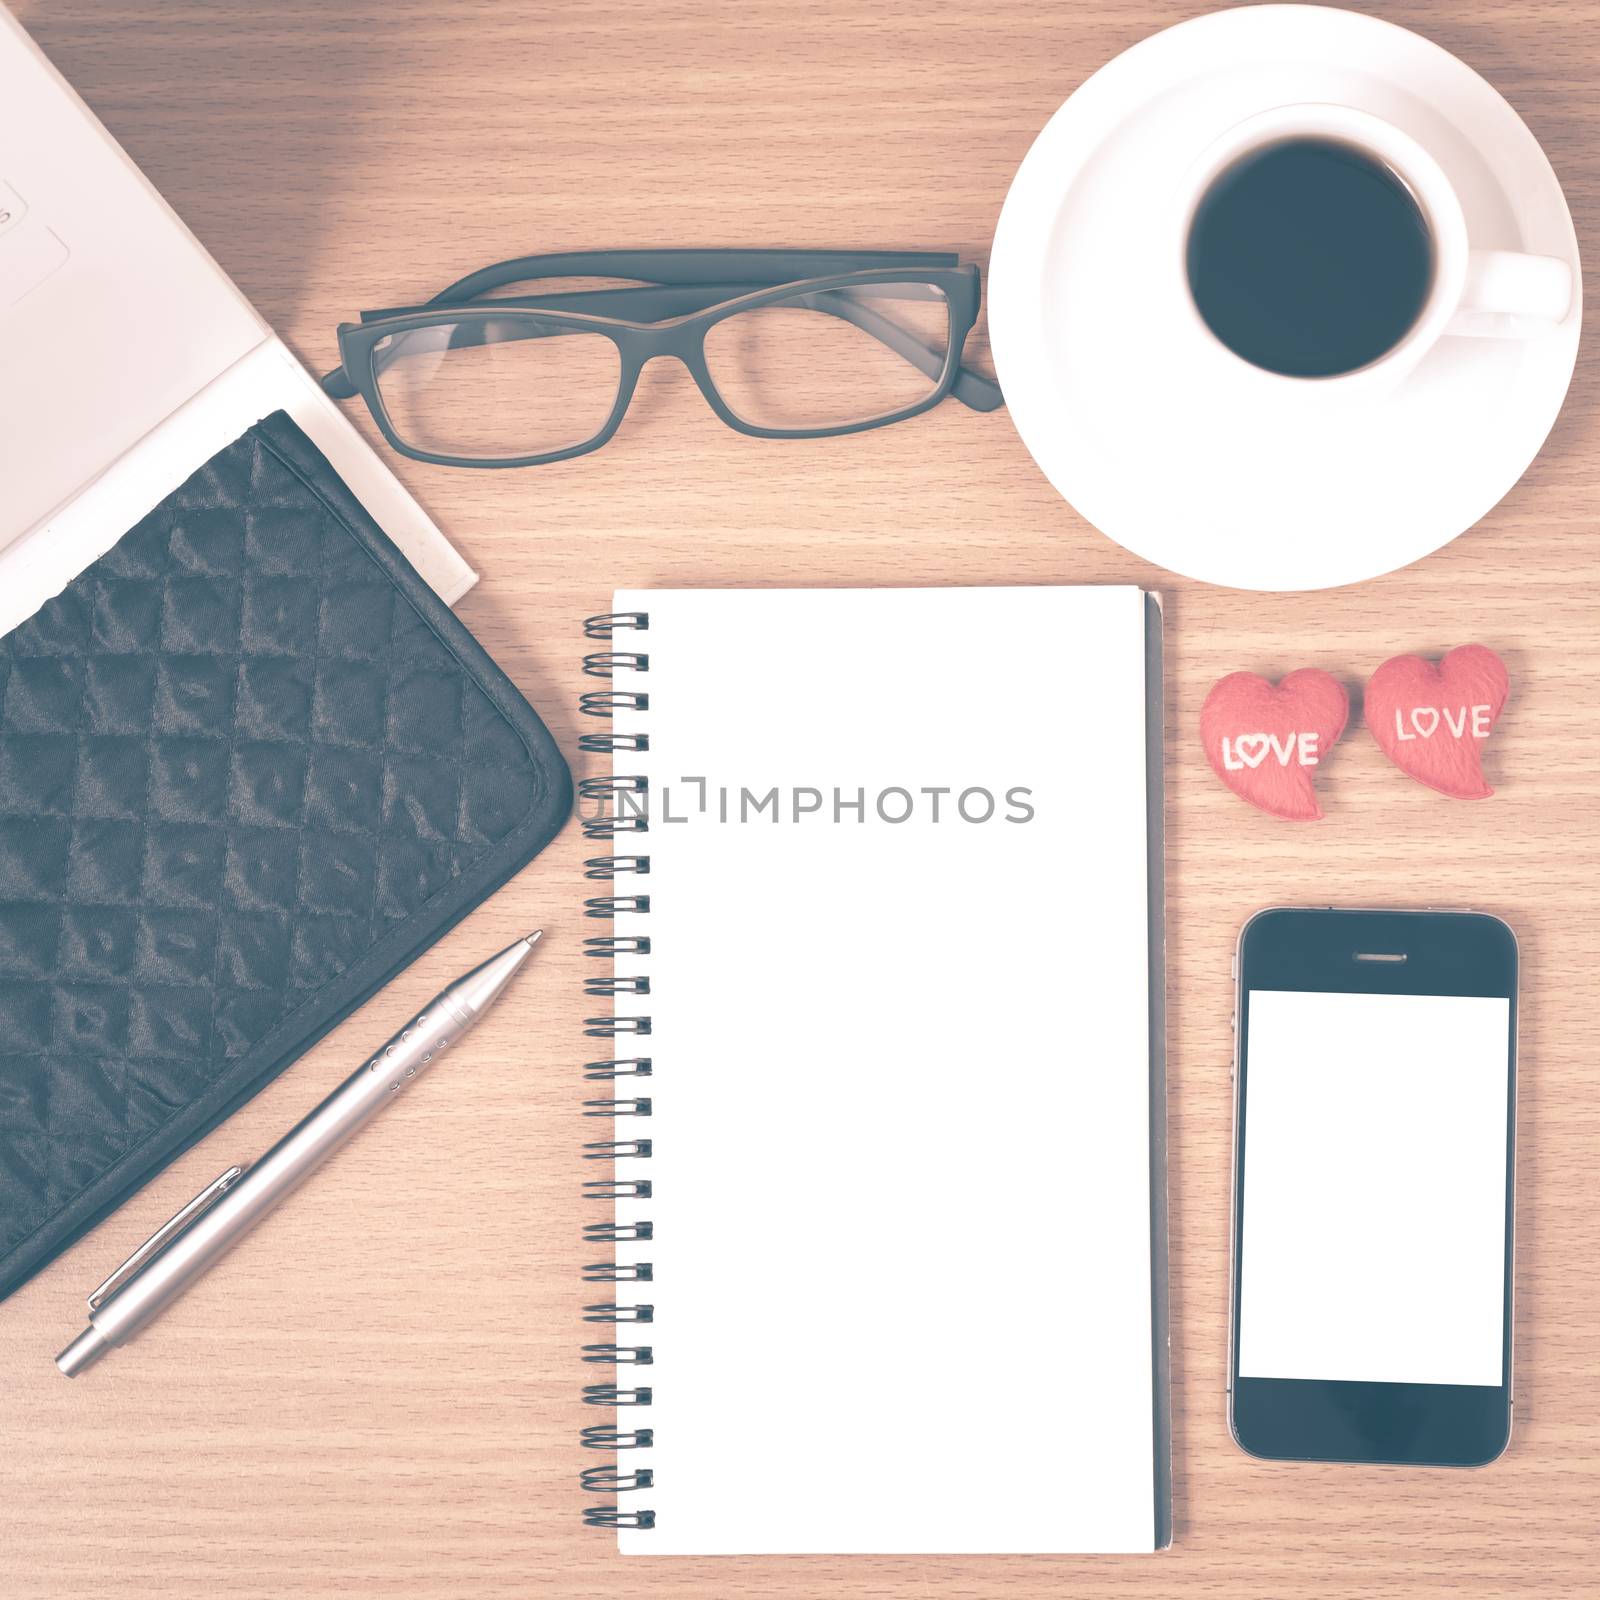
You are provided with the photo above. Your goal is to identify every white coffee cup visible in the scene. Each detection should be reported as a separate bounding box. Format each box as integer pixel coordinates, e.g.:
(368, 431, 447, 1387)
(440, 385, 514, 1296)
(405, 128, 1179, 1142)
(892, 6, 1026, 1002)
(1173, 102, 1574, 397)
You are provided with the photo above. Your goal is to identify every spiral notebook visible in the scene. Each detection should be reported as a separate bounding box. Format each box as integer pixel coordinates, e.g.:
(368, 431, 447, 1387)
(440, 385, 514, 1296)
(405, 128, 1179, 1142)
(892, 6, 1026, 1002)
(579, 586, 1169, 1554)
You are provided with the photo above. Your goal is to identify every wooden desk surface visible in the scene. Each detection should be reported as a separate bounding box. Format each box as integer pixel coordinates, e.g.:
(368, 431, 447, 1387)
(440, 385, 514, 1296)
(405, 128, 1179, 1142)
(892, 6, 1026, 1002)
(6, 1, 1597, 1595)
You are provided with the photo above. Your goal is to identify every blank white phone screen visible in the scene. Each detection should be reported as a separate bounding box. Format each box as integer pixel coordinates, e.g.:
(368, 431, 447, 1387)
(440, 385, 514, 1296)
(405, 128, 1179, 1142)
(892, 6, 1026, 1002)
(1239, 990, 1511, 1387)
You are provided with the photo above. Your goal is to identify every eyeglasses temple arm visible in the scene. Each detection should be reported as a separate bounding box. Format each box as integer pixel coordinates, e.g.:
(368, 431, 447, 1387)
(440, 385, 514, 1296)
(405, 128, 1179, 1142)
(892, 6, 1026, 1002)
(426, 248, 961, 303)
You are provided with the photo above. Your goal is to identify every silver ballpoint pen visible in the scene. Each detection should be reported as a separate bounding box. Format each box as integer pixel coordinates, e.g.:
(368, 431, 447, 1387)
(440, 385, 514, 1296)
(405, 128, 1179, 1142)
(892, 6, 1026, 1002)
(56, 932, 542, 1377)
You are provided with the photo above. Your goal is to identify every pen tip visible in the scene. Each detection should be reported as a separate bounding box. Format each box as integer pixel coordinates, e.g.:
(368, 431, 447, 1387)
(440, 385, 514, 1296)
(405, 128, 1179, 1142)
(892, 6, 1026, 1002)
(525, 930, 543, 945)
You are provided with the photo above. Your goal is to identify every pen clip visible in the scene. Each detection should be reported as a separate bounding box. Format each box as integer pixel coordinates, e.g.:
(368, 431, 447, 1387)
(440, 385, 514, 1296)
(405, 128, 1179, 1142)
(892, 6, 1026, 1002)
(87, 1164, 247, 1310)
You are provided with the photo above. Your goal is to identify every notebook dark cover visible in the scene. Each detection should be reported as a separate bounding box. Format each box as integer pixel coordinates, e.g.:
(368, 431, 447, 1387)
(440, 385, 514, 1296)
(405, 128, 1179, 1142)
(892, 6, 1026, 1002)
(0, 412, 571, 1302)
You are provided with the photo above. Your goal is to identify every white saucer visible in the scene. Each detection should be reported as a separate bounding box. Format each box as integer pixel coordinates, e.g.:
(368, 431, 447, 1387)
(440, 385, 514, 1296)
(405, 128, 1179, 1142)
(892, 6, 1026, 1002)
(989, 5, 1582, 591)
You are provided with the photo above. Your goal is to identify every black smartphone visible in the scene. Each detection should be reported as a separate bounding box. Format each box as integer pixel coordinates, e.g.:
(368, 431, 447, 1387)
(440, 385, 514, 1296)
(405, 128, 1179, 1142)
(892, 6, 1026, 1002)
(1229, 907, 1518, 1467)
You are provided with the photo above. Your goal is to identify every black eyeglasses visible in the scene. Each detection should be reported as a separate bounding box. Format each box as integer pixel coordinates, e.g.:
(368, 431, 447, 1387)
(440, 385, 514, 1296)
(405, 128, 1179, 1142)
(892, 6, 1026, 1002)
(321, 249, 1002, 467)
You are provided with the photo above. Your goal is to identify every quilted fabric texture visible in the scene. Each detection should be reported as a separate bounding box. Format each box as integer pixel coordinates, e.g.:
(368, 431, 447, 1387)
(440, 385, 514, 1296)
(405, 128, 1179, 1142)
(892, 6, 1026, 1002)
(0, 415, 568, 1294)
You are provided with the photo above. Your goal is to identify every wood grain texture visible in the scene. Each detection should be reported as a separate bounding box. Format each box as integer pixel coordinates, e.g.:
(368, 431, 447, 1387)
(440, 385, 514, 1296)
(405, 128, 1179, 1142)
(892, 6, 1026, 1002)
(4, 1, 1597, 1595)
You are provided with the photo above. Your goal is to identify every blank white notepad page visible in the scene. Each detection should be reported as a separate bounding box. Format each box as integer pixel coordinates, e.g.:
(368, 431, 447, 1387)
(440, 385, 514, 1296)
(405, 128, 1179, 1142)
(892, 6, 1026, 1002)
(606, 587, 1159, 1554)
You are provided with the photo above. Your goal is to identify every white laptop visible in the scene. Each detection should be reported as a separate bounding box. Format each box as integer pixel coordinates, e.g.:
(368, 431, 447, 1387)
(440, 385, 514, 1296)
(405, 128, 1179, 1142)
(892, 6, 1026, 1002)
(0, 6, 475, 635)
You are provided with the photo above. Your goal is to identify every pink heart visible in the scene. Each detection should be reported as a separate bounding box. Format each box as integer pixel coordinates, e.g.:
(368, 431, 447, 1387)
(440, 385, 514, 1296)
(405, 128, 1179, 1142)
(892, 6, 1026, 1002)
(1201, 669, 1350, 821)
(1366, 645, 1509, 799)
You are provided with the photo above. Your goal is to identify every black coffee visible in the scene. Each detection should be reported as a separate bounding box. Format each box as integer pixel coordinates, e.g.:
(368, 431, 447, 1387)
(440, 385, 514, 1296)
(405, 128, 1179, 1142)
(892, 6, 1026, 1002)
(1185, 137, 1434, 378)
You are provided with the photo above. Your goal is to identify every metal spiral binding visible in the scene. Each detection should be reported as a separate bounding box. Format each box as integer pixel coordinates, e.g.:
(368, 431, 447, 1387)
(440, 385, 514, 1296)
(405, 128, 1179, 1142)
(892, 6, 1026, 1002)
(585, 612, 649, 639)
(583, 1057, 652, 1081)
(581, 1467, 655, 1491)
(580, 689, 648, 716)
(581, 775, 647, 798)
(583, 651, 650, 677)
(584, 1383, 652, 1405)
(584, 1177, 652, 1199)
(583, 1342, 653, 1364)
(584, 855, 650, 880)
(584, 1220, 652, 1242)
(584, 1096, 653, 1116)
(579, 609, 655, 1535)
(584, 1300, 654, 1322)
(584, 817, 649, 838)
(583, 1507, 656, 1530)
(585, 1139, 654, 1161)
(585, 1016, 650, 1037)
(584, 895, 650, 918)
(581, 1425, 654, 1449)
(583, 1261, 653, 1281)
(580, 732, 650, 754)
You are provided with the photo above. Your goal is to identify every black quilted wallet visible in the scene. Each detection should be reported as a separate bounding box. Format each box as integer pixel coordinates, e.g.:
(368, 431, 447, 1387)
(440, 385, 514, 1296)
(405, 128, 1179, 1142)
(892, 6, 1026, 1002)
(0, 413, 571, 1302)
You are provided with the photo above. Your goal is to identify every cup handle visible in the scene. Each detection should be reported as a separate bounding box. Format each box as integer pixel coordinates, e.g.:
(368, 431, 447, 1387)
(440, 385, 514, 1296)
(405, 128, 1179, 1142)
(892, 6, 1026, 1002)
(1448, 250, 1574, 336)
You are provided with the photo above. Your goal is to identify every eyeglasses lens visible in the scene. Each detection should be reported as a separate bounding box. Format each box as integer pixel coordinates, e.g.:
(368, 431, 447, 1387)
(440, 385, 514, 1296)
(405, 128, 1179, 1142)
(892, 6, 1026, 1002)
(702, 280, 952, 431)
(372, 317, 622, 460)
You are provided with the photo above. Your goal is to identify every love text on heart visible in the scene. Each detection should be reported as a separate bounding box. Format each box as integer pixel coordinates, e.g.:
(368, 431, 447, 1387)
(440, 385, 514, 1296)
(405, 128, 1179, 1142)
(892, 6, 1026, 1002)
(1220, 731, 1320, 770)
(1393, 705, 1492, 742)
